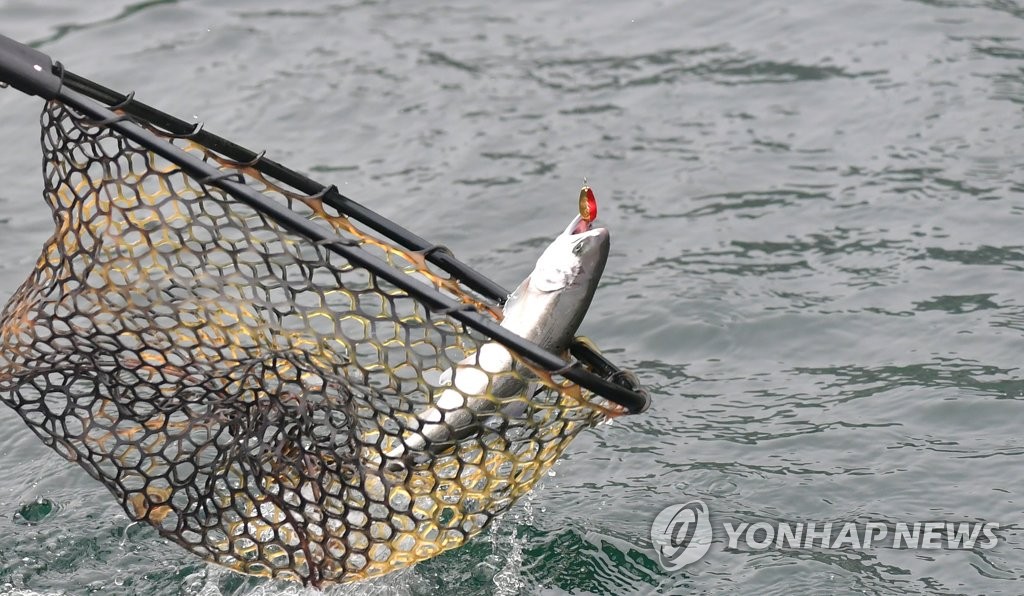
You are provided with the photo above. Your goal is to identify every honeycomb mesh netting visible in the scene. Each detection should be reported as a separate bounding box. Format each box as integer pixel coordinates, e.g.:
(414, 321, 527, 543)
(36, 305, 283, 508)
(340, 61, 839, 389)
(0, 99, 624, 587)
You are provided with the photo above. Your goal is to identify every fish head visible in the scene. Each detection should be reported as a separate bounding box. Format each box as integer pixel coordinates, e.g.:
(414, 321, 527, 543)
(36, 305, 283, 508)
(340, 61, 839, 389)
(529, 214, 610, 296)
(500, 213, 610, 351)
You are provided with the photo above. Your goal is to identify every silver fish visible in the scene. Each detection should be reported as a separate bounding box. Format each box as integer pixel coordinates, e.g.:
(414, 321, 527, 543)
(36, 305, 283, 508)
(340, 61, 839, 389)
(384, 213, 609, 471)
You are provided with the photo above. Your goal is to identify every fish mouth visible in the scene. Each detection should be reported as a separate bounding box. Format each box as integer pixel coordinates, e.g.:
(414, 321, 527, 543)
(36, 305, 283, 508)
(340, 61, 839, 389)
(563, 214, 606, 237)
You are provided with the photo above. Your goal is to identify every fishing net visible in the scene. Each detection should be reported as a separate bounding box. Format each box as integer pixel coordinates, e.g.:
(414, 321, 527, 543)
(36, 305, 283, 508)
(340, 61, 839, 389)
(0, 95, 634, 587)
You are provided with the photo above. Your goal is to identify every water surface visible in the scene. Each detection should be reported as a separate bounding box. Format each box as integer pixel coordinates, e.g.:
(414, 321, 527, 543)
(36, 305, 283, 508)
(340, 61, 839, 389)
(0, 1, 1022, 594)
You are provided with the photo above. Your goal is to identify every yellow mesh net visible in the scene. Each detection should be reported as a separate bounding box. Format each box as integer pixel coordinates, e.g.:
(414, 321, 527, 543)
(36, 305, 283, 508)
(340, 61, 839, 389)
(0, 99, 623, 587)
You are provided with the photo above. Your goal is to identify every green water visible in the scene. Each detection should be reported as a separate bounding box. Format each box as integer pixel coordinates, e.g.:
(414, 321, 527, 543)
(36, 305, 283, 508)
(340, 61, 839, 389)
(0, 1, 1022, 594)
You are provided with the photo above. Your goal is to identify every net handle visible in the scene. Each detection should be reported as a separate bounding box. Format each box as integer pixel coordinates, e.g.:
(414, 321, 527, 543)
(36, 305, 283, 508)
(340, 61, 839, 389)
(0, 34, 650, 414)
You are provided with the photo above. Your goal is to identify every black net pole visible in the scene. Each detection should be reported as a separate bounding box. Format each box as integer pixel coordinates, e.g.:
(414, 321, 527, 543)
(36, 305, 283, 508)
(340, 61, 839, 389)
(0, 33, 649, 414)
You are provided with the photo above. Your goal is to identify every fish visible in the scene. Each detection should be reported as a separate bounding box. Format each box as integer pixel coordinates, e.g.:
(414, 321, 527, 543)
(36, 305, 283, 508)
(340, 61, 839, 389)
(384, 212, 610, 472)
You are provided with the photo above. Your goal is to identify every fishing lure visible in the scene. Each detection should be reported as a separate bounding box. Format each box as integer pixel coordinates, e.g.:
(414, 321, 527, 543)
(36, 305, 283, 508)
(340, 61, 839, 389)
(579, 183, 597, 222)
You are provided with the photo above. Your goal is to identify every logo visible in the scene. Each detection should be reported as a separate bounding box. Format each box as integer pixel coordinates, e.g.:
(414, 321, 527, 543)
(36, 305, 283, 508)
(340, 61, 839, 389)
(649, 501, 1001, 572)
(650, 500, 713, 570)
(721, 521, 999, 551)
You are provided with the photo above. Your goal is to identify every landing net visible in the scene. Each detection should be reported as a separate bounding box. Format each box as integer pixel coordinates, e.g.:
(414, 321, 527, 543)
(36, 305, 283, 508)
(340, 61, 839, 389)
(0, 97, 629, 587)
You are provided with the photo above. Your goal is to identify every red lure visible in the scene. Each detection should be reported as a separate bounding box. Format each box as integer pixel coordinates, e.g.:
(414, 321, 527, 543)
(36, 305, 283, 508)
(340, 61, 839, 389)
(579, 185, 597, 222)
